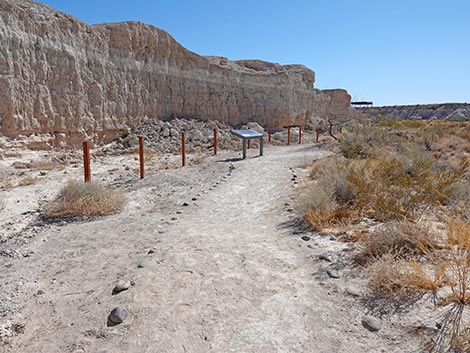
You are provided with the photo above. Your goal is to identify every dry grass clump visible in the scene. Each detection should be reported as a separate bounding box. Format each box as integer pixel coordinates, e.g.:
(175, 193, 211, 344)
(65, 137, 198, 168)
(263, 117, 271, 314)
(350, 155, 467, 222)
(190, 155, 208, 165)
(424, 221, 470, 352)
(365, 221, 470, 352)
(339, 123, 394, 159)
(308, 120, 470, 350)
(0, 177, 14, 190)
(357, 222, 437, 264)
(367, 254, 422, 304)
(300, 152, 466, 230)
(133, 147, 158, 162)
(449, 181, 470, 221)
(298, 157, 356, 230)
(44, 180, 127, 218)
(18, 175, 38, 187)
(441, 221, 470, 306)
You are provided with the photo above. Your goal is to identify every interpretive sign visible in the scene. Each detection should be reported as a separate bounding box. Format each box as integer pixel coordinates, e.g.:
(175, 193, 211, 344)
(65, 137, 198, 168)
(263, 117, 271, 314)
(231, 129, 264, 159)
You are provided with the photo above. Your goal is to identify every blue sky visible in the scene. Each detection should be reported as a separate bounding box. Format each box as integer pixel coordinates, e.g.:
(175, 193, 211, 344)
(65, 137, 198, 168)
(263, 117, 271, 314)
(39, 0, 470, 106)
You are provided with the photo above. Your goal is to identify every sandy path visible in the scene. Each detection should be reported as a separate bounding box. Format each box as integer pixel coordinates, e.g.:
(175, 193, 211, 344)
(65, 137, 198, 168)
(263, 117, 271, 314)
(1, 144, 406, 353)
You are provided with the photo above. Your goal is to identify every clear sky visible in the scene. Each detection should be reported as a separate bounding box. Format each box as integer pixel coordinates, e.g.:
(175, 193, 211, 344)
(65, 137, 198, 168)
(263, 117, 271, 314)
(38, 0, 470, 106)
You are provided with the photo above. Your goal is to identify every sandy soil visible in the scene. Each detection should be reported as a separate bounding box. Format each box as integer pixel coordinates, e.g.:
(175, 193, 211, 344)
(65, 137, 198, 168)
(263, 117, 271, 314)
(1, 142, 419, 352)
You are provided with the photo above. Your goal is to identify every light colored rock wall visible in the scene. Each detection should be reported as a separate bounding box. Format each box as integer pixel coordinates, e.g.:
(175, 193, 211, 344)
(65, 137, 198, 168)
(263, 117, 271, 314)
(0, 0, 317, 148)
(312, 89, 354, 127)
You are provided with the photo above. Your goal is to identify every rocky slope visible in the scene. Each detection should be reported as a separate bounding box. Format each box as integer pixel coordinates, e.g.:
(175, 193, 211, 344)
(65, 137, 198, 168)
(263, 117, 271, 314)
(0, 0, 342, 148)
(358, 103, 470, 121)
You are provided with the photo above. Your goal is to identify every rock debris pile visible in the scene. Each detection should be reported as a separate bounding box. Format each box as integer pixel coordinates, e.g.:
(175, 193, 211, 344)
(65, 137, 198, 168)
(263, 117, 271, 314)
(120, 118, 288, 154)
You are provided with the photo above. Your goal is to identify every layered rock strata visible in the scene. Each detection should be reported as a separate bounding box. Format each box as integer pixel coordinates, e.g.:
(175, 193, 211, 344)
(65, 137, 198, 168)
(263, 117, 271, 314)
(358, 103, 470, 121)
(0, 0, 323, 148)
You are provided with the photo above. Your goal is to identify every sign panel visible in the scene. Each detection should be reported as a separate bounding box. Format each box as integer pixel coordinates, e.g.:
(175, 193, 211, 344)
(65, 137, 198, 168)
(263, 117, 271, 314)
(231, 129, 264, 138)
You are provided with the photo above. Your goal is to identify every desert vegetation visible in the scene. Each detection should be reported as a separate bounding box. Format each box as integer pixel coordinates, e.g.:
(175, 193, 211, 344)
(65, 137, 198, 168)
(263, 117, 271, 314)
(298, 119, 470, 351)
(43, 180, 127, 218)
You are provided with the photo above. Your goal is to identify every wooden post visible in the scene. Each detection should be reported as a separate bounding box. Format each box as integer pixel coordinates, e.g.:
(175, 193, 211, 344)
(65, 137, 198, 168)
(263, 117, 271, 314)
(213, 128, 217, 155)
(139, 136, 144, 179)
(299, 127, 302, 144)
(82, 141, 91, 182)
(268, 127, 271, 143)
(316, 128, 319, 143)
(287, 127, 291, 145)
(181, 132, 186, 167)
(247, 139, 251, 149)
(339, 126, 343, 133)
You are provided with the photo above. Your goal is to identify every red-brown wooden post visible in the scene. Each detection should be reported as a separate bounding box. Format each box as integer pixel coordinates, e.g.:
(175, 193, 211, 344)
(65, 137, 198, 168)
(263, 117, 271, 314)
(247, 139, 251, 149)
(181, 132, 186, 167)
(82, 141, 91, 182)
(299, 127, 302, 144)
(268, 127, 271, 143)
(315, 128, 319, 143)
(287, 127, 291, 145)
(213, 128, 217, 155)
(139, 136, 144, 179)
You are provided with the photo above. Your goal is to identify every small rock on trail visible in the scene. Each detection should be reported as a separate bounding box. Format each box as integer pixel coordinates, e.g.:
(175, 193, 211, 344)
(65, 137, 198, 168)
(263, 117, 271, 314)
(113, 279, 131, 294)
(361, 315, 382, 332)
(326, 269, 340, 279)
(108, 307, 128, 325)
(345, 286, 361, 297)
(319, 253, 333, 262)
(137, 260, 151, 268)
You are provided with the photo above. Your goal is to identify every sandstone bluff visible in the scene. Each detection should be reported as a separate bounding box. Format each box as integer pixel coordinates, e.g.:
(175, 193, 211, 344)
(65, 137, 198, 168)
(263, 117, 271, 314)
(0, 0, 352, 148)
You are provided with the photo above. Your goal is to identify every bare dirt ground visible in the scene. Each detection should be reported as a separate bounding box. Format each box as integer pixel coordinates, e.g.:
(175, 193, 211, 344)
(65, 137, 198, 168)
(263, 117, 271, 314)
(1, 142, 419, 353)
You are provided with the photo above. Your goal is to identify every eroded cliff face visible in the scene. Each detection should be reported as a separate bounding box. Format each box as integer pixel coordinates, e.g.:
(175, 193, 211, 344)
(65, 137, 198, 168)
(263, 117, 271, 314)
(0, 0, 318, 148)
(358, 103, 470, 121)
(312, 89, 355, 128)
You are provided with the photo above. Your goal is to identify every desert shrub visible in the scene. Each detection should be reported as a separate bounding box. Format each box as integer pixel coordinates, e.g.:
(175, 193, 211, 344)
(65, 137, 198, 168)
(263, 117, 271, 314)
(456, 124, 470, 141)
(367, 254, 421, 303)
(357, 222, 437, 264)
(297, 183, 335, 215)
(441, 221, 470, 304)
(190, 155, 208, 165)
(348, 155, 467, 222)
(19, 175, 38, 186)
(449, 181, 470, 220)
(452, 327, 470, 352)
(339, 122, 400, 159)
(375, 118, 426, 130)
(297, 183, 338, 231)
(407, 260, 446, 294)
(417, 221, 470, 352)
(363, 221, 470, 351)
(304, 141, 467, 229)
(299, 157, 356, 230)
(309, 157, 356, 204)
(44, 180, 127, 218)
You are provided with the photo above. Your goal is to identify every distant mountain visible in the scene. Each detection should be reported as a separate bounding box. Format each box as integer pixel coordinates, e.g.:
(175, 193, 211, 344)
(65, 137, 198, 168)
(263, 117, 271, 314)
(357, 103, 470, 121)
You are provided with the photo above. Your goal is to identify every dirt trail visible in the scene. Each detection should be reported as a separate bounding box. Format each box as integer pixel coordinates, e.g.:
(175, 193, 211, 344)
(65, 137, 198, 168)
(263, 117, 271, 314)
(1, 144, 407, 353)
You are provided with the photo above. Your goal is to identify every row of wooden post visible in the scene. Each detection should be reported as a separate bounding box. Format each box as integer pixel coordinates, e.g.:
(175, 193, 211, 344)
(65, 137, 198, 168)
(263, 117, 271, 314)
(286, 127, 303, 146)
(82, 126, 324, 182)
(82, 137, 147, 183)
